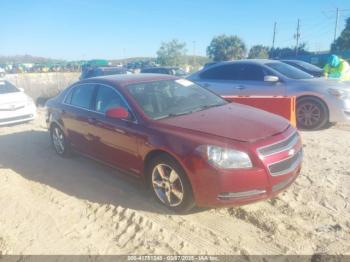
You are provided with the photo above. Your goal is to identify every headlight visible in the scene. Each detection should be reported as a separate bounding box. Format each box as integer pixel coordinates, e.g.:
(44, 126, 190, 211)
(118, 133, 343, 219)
(205, 145, 252, 169)
(328, 88, 349, 99)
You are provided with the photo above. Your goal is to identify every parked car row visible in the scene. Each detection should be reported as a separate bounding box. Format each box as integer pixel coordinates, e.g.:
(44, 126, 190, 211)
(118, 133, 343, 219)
(80, 65, 188, 80)
(141, 67, 187, 76)
(78, 60, 349, 130)
(188, 59, 350, 130)
(80, 66, 132, 80)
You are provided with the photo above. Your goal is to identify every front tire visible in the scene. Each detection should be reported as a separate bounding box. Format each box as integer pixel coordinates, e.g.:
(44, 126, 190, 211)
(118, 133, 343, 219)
(297, 97, 328, 130)
(50, 124, 71, 157)
(147, 155, 195, 213)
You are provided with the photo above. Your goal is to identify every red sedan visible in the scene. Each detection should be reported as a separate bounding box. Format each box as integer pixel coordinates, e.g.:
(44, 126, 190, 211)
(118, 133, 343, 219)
(46, 74, 302, 212)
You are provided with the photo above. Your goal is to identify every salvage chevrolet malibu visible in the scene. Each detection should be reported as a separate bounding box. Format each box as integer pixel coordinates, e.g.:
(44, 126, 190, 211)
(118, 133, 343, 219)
(46, 74, 302, 212)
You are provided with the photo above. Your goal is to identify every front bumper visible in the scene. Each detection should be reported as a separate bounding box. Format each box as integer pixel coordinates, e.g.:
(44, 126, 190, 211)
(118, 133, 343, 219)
(327, 96, 350, 122)
(186, 127, 303, 207)
(0, 104, 37, 126)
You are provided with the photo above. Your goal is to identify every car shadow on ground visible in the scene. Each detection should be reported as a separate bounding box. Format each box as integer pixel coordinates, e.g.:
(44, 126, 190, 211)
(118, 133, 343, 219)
(0, 129, 206, 215)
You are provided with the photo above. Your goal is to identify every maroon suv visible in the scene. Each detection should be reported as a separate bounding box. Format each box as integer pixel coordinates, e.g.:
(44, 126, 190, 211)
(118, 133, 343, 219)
(46, 74, 302, 212)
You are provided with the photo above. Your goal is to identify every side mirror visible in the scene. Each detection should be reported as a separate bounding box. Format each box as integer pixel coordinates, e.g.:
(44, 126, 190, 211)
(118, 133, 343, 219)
(106, 107, 129, 120)
(264, 75, 279, 83)
(18, 87, 25, 92)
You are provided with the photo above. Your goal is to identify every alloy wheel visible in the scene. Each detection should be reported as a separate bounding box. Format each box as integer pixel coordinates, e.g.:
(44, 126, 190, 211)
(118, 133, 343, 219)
(297, 102, 322, 128)
(52, 126, 65, 154)
(151, 164, 184, 207)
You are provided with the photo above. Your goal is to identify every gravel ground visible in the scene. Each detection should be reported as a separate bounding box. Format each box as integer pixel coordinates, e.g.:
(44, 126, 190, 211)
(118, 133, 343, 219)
(0, 110, 349, 255)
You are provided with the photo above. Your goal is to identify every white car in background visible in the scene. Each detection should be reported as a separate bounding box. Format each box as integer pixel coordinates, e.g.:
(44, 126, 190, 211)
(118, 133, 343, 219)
(0, 80, 36, 126)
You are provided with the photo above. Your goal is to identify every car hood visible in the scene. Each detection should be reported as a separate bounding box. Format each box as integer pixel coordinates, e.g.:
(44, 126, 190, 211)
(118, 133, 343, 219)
(0, 92, 28, 105)
(0, 92, 28, 109)
(158, 103, 290, 142)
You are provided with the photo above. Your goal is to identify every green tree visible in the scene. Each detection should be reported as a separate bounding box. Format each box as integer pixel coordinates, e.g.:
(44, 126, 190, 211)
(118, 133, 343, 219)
(331, 17, 350, 51)
(207, 35, 246, 61)
(248, 45, 269, 59)
(156, 39, 187, 66)
(269, 43, 310, 59)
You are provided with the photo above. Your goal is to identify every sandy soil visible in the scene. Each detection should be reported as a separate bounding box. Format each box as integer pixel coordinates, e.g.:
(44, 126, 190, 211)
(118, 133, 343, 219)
(0, 110, 349, 255)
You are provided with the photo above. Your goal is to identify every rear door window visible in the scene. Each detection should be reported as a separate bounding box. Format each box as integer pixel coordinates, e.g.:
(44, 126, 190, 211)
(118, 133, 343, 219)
(200, 64, 242, 80)
(238, 64, 265, 81)
(94, 84, 128, 113)
(69, 84, 96, 109)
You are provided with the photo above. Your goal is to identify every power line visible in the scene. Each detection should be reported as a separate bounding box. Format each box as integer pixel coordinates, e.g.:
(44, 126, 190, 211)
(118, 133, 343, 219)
(300, 20, 333, 41)
(323, 7, 350, 42)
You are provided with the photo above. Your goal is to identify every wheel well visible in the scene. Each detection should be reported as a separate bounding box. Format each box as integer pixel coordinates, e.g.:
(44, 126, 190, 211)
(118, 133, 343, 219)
(49, 122, 59, 133)
(49, 122, 65, 137)
(297, 95, 329, 117)
(143, 149, 195, 196)
(144, 149, 175, 175)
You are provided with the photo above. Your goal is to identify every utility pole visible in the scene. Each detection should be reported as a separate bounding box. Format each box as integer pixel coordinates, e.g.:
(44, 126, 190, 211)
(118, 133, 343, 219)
(272, 22, 277, 49)
(334, 8, 339, 41)
(294, 19, 301, 56)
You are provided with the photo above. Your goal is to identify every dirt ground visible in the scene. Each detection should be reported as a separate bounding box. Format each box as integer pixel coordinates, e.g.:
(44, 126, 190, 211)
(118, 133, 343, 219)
(0, 110, 349, 255)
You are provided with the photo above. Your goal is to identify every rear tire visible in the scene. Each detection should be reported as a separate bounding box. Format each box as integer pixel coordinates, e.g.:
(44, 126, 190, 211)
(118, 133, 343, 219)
(50, 124, 71, 157)
(147, 155, 195, 213)
(297, 97, 328, 130)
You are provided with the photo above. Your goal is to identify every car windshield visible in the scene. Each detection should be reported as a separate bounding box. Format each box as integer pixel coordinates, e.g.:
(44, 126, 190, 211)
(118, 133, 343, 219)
(266, 62, 314, 79)
(127, 79, 227, 120)
(291, 60, 322, 71)
(0, 81, 20, 94)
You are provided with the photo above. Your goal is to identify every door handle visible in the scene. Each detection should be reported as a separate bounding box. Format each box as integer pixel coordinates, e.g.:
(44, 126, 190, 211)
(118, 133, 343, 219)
(235, 85, 246, 90)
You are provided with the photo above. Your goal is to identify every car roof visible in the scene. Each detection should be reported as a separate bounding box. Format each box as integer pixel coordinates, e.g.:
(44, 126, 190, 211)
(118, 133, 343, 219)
(280, 59, 305, 63)
(211, 59, 281, 66)
(80, 73, 179, 87)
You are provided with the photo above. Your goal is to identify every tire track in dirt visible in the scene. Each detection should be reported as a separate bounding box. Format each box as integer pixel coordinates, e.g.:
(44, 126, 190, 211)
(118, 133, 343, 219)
(0, 237, 7, 254)
(1, 110, 350, 255)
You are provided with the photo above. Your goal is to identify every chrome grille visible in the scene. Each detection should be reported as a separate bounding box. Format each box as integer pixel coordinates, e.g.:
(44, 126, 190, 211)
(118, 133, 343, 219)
(268, 150, 303, 176)
(258, 131, 299, 157)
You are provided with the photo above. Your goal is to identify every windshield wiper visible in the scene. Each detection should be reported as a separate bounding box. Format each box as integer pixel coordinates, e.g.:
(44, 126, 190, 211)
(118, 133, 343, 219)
(193, 103, 225, 112)
(155, 103, 225, 120)
(156, 111, 194, 120)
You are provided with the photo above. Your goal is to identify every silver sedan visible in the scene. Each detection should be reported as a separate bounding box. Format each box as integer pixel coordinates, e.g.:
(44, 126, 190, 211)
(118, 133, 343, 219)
(188, 59, 350, 130)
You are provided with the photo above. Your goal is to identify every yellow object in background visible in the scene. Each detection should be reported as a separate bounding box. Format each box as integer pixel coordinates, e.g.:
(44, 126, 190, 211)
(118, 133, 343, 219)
(324, 55, 350, 81)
